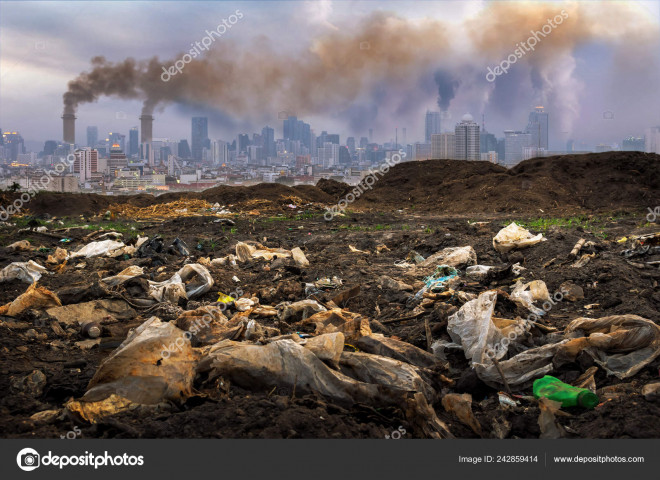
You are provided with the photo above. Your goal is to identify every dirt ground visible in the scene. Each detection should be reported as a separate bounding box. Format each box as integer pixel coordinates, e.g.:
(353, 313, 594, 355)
(1, 153, 659, 439)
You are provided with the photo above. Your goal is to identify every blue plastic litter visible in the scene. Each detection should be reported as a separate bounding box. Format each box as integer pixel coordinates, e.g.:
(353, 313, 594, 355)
(413, 265, 459, 301)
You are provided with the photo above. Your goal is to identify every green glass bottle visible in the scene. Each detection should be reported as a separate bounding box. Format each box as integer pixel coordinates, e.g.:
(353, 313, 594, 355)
(533, 375, 599, 409)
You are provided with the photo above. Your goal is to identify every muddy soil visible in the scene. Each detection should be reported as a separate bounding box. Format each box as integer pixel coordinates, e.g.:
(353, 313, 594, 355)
(1, 205, 659, 439)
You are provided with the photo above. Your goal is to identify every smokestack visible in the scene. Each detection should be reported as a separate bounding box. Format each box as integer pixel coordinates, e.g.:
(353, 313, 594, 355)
(139, 114, 153, 143)
(62, 113, 76, 144)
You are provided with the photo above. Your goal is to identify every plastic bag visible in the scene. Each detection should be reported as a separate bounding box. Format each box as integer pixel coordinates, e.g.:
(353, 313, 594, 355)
(419, 246, 477, 269)
(0, 283, 62, 316)
(510, 280, 551, 315)
(493, 222, 546, 253)
(71, 240, 125, 259)
(564, 315, 660, 379)
(0, 260, 48, 284)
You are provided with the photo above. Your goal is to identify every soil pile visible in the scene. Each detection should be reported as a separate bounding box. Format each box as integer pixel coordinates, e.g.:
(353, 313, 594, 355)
(351, 152, 660, 215)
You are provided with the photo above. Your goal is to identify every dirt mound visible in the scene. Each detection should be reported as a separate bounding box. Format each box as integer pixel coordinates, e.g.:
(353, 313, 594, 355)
(316, 178, 354, 199)
(353, 152, 660, 215)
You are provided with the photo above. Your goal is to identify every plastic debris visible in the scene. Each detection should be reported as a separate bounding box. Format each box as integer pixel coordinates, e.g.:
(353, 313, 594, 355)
(0, 260, 48, 284)
(493, 222, 546, 253)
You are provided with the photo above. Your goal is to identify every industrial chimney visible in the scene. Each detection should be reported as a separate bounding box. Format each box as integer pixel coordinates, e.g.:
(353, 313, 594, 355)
(62, 113, 76, 144)
(139, 114, 153, 143)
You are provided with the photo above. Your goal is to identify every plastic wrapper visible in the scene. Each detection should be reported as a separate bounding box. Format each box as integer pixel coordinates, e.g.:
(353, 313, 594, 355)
(0, 260, 48, 284)
(70, 240, 126, 259)
(493, 222, 546, 253)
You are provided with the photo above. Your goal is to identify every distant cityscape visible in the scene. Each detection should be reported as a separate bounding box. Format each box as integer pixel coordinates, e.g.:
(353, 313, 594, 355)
(1, 108, 658, 195)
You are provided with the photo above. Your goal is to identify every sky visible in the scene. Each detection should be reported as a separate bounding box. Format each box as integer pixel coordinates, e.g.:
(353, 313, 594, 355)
(1, 0, 659, 151)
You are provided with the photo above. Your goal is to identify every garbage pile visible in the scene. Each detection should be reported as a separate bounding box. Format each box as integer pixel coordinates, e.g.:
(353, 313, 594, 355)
(1, 217, 659, 439)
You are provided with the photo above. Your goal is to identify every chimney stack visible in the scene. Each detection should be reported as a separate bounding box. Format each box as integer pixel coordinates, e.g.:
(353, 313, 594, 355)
(139, 115, 153, 143)
(62, 113, 76, 144)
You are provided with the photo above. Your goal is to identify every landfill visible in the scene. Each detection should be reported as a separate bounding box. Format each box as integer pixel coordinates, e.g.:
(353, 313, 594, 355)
(0, 152, 659, 439)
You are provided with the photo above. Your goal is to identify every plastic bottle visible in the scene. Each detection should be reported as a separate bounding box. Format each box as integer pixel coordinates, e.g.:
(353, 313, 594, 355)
(533, 375, 599, 409)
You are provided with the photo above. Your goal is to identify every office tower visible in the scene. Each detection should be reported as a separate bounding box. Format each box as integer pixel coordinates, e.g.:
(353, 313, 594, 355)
(43, 140, 58, 156)
(237, 133, 250, 153)
(318, 142, 339, 168)
(108, 132, 126, 153)
(425, 110, 441, 143)
(431, 133, 455, 159)
(346, 137, 356, 154)
(454, 114, 480, 160)
(107, 144, 128, 175)
(86, 126, 98, 147)
(73, 148, 98, 182)
(213, 140, 228, 165)
(283, 116, 311, 150)
(359, 137, 369, 149)
(262, 126, 276, 158)
(178, 139, 192, 158)
(496, 138, 506, 159)
(504, 130, 533, 165)
(414, 143, 432, 161)
(339, 146, 351, 165)
(191, 117, 209, 161)
(645, 127, 660, 154)
(129, 127, 139, 156)
(622, 136, 645, 151)
(525, 107, 549, 149)
(480, 131, 497, 153)
(2, 131, 25, 161)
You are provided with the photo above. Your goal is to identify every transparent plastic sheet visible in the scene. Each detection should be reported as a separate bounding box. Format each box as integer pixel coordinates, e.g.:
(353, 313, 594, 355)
(70, 239, 126, 259)
(0, 260, 47, 283)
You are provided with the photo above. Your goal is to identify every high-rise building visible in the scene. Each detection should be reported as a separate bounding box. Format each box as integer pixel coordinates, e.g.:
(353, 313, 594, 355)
(237, 133, 250, 154)
(2, 131, 25, 162)
(108, 132, 125, 153)
(261, 126, 276, 158)
(359, 137, 369, 149)
(107, 144, 128, 176)
(178, 139, 192, 158)
(480, 131, 497, 153)
(318, 142, 339, 168)
(413, 143, 432, 161)
(622, 136, 645, 151)
(425, 111, 441, 143)
(525, 107, 549, 150)
(129, 127, 139, 156)
(454, 114, 480, 160)
(346, 137, 356, 154)
(213, 140, 229, 165)
(43, 140, 58, 156)
(431, 133, 455, 159)
(191, 117, 209, 161)
(73, 148, 98, 182)
(283, 116, 312, 150)
(86, 126, 98, 147)
(645, 127, 660, 154)
(339, 146, 351, 165)
(504, 130, 533, 165)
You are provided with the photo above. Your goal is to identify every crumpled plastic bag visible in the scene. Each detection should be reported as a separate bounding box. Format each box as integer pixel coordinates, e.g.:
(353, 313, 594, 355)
(356, 334, 439, 369)
(299, 309, 372, 343)
(149, 264, 214, 302)
(198, 338, 433, 407)
(101, 266, 145, 286)
(493, 222, 546, 253)
(447, 290, 509, 363)
(419, 246, 477, 269)
(564, 315, 660, 379)
(279, 299, 327, 322)
(0, 260, 48, 284)
(0, 282, 62, 316)
(510, 280, 551, 315)
(7, 240, 32, 252)
(71, 240, 126, 259)
(235, 241, 292, 262)
(66, 317, 196, 422)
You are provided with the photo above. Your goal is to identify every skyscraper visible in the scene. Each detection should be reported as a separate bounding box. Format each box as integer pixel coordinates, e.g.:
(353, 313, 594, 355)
(454, 114, 480, 160)
(261, 126, 275, 158)
(425, 111, 441, 143)
(431, 133, 455, 159)
(237, 133, 250, 153)
(525, 107, 549, 150)
(86, 126, 98, 147)
(129, 127, 139, 156)
(504, 130, 533, 166)
(108, 132, 125, 153)
(191, 117, 209, 161)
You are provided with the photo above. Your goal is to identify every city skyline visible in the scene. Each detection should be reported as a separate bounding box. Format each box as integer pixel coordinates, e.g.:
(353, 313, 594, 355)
(1, 1, 659, 150)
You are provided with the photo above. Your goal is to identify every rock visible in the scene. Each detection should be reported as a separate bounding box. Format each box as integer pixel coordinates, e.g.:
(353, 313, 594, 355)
(10, 370, 47, 397)
(642, 382, 660, 402)
(560, 282, 584, 302)
(30, 409, 61, 424)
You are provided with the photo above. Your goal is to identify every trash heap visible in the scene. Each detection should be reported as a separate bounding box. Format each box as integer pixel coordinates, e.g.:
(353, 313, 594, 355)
(2, 220, 659, 439)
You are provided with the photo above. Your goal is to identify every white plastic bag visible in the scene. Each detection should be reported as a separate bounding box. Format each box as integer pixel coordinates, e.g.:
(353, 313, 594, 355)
(71, 240, 125, 259)
(493, 223, 546, 253)
(0, 260, 48, 284)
